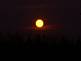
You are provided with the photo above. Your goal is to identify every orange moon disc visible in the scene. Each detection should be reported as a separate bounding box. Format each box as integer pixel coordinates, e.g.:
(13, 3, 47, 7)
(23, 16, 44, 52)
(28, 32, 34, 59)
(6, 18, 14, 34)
(35, 19, 44, 28)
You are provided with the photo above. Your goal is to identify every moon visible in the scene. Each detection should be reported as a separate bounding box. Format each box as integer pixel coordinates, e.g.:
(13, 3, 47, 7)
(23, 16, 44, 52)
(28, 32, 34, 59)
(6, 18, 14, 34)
(35, 19, 44, 28)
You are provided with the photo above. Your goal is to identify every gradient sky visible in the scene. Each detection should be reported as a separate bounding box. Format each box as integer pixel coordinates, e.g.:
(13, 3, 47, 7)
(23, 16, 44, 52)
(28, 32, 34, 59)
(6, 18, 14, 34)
(0, 0, 80, 40)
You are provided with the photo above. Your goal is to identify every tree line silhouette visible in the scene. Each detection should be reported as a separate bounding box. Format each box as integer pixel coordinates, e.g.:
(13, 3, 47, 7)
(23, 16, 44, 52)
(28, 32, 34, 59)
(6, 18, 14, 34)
(0, 32, 81, 48)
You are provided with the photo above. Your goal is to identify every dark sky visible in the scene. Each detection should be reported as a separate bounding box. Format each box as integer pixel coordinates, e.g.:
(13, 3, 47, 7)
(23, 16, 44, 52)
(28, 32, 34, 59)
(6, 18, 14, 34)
(0, 0, 80, 39)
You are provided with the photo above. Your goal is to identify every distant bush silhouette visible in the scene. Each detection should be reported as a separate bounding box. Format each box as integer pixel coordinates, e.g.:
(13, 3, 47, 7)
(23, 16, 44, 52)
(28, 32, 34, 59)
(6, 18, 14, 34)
(0, 32, 81, 48)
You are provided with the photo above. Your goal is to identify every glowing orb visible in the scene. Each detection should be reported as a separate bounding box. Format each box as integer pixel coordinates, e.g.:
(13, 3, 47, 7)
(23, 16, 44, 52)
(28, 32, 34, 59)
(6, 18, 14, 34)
(35, 19, 44, 28)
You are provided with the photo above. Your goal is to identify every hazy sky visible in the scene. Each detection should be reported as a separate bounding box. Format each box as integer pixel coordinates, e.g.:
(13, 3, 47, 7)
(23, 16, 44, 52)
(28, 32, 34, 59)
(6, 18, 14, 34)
(0, 0, 80, 38)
